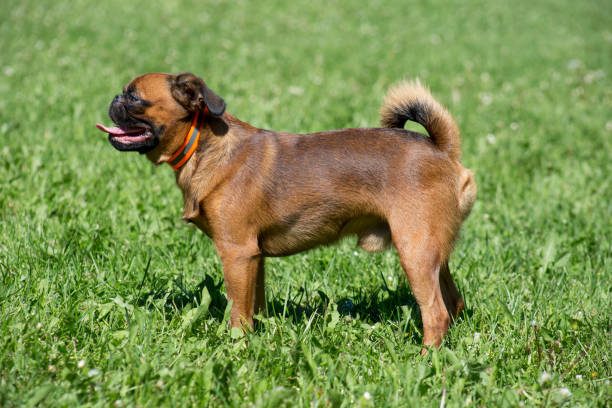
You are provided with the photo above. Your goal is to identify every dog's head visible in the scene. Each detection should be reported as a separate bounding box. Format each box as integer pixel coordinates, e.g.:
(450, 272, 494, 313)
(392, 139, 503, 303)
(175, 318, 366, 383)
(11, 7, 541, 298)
(96, 72, 226, 162)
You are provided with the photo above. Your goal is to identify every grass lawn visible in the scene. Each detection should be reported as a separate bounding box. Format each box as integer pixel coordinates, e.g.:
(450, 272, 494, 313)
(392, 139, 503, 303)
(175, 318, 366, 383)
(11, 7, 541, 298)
(0, 0, 610, 406)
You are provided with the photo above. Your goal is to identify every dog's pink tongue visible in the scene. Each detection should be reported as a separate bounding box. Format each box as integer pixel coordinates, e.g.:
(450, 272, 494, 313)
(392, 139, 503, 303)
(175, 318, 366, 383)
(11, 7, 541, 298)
(96, 124, 141, 135)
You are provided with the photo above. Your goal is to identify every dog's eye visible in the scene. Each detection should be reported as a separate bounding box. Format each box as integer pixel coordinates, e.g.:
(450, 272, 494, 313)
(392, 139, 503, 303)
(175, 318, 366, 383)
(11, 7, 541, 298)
(126, 98, 147, 114)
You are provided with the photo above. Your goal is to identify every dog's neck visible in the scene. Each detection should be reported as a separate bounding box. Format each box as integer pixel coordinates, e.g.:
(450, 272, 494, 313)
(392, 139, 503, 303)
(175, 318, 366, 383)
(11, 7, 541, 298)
(166, 109, 207, 171)
(174, 112, 251, 222)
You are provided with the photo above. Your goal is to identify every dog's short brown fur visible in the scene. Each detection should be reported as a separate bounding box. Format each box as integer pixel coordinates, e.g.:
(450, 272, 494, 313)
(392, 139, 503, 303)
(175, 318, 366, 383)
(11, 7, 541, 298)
(98, 72, 477, 350)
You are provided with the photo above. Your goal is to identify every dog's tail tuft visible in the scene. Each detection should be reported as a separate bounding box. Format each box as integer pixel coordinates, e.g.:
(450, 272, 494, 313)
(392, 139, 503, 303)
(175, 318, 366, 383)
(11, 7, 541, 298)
(380, 80, 461, 159)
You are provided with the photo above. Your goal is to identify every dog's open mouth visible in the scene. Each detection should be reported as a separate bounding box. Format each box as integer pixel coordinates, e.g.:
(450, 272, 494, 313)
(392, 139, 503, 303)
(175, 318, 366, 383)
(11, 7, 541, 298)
(96, 123, 158, 153)
(96, 124, 151, 143)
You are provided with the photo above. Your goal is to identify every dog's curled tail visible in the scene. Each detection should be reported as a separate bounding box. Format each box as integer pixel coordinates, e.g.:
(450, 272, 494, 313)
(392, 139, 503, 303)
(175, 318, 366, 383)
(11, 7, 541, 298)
(380, 80, 461, 159)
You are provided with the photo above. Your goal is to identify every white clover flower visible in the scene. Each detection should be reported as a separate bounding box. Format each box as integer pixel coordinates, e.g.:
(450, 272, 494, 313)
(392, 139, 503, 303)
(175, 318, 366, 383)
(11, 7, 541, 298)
(363, 391, 371, 400)
(557, 388, 571, 398)
(539, 371, 552, 384)
(288, 86, 304, 96)
(567, 59, 583, 70)
(479, 93, 493, 106)
(77, 360, 86, 368)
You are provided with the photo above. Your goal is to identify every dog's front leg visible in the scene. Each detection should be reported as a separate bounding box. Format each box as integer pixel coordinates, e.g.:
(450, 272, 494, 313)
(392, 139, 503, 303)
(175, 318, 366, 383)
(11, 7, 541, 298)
(216, 242, 265, 330)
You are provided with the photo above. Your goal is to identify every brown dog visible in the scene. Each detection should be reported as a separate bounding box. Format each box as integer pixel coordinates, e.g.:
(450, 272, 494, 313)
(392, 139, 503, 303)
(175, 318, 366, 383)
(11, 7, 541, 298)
(97, 72, 476, 349)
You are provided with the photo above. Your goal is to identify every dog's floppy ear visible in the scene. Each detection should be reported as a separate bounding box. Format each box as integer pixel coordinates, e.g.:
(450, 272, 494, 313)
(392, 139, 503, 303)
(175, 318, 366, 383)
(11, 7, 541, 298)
(171, 72, 226, 117)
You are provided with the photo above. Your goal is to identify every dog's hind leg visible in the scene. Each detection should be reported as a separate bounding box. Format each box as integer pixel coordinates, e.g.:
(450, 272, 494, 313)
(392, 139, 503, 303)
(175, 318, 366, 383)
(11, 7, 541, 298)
(391, 225, 451, 352)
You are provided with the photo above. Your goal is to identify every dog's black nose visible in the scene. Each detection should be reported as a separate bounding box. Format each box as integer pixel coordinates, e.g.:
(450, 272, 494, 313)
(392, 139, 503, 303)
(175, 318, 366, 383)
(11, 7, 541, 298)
(109, 95, 128, 124)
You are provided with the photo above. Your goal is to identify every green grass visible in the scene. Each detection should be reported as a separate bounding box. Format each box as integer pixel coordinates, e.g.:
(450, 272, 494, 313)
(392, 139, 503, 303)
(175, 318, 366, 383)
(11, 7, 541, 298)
(1, 0, 611, 406)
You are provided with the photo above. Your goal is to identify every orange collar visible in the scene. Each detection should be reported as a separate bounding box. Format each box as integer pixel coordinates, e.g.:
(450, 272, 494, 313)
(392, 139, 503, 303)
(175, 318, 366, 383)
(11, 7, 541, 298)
(167, 109, 206, 171)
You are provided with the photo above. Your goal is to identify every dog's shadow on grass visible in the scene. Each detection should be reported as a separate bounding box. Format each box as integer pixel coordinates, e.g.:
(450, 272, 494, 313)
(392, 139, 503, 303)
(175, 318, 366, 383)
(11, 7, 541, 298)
(137, 274, 229, 320)
(137, 273, 471, 326)
(265, 282, 420, 324)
